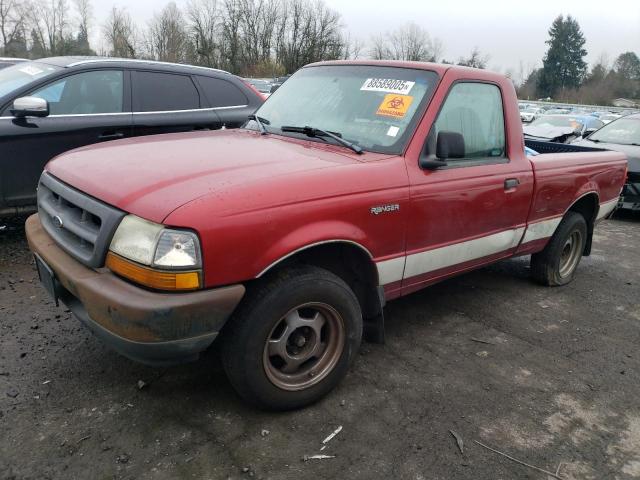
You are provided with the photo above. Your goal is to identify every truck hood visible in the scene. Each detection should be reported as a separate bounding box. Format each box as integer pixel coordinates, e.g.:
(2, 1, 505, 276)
(523, 125, 577, 142)
(46, 129, 365, 223)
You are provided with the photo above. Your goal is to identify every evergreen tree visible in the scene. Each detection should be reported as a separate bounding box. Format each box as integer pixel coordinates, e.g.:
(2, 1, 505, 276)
(536, 15, 587, 98)
(614, 52, 640, 81)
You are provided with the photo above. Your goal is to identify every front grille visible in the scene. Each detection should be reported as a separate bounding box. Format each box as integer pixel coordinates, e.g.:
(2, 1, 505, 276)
(37, 172, 126, 268)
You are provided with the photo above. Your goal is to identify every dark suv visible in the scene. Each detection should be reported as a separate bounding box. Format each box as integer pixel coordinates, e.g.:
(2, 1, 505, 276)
(0, 57, 264, 217)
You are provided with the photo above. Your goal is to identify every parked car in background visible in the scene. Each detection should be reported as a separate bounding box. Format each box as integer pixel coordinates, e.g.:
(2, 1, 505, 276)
(600, 113, 622, 125)
(573, 113, 640, 211)
(544, 108, 571, 115)
(520, 106, 544, 123)
(524, 114, 604, 143)
(0, 56, 264, 217)
(26, 61, 626, 410)
(244, 78, 272, 97)
(0, 57, 27, 69)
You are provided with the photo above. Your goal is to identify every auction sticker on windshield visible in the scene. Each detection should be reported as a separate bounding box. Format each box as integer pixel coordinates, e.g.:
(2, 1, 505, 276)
(361, 78, 415, 95)
(376, 94, 414, 118)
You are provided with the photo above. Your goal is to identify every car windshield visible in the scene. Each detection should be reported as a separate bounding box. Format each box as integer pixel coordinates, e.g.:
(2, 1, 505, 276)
(251, 65, 439, 154)
(0, 61, 59, 98)
(589, 117, 640, 145)
(531, 115, 584, 130)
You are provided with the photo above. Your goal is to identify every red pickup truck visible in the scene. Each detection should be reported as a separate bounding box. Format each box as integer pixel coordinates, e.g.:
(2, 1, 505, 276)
(26, 61, 627, 410)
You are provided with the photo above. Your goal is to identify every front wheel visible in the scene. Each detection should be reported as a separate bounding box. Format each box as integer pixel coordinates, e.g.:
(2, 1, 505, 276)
(530, 211, 588, 286)
(221, 265, 362, 410)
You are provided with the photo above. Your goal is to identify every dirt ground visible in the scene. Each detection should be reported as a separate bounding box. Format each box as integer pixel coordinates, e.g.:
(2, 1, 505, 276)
(1, 212, 639, 480)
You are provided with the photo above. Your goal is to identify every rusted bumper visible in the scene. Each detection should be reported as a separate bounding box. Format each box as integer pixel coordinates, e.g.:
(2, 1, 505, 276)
(26, 214, 245, 366)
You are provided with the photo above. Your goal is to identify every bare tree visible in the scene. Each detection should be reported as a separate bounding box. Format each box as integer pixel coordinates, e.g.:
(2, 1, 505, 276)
(73, 0, 92, 53)
(275, 0, 343, 74)
(103, 6, 137, 57)
(458, 47, 489, 69)
(34, 0, 70, 55)
(221, 0, 243, 72)
(369, 22, 442, 62)
(187, 0, 222, 67)
(74, 0, 90, 38)
(370, 33, 389, 60)
(146, 2, 190, 62)
(0, 0, 28, 53)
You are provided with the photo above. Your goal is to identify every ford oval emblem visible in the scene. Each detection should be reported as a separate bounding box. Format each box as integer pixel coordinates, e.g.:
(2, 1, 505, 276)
(52, 215, 63, 229)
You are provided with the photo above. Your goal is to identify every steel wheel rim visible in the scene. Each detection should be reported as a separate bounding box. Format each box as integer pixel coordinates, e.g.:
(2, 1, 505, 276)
(559, 230, 583, 278)
(263, 302, 345, 391)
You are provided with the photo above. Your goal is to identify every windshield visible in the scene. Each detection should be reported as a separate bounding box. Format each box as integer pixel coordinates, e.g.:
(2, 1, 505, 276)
(251, 65, 439, 154)
(589, 117, 640, 145)
(0, 61, 59, 98)
(531, 115, 584, 130)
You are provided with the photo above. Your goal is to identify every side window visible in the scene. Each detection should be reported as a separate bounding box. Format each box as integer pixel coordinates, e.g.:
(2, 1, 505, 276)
(134, 72, 200, 112)
(431, 82, 506, 161)
(197, 76, 248, 108)
(31, 70, 124, 115)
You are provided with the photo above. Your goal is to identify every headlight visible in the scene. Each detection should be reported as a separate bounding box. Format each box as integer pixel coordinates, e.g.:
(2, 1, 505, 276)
(107, 215, 202, 291)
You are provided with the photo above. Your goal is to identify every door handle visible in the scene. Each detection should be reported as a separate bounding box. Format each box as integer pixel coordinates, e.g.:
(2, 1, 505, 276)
(504, 178, 520, 190)
(99, 132, 125, 140)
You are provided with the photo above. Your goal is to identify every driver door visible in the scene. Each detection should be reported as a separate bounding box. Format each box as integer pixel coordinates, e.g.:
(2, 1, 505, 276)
(402, 80, 534, 294)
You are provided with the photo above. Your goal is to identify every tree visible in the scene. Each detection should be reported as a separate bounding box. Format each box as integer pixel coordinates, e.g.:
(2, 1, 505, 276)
(0, 0, 28, 54)
(145, 2, 190, 62)
(275, 0, 344, 74)
(458, 47, 489, 69)
(72, 0, 93, 54)
(536, 15, 587, 99)
(187, 0, 223, 67)
(103, 6, 137, 58)
(369, 22, 442, 62)
(517, 68, 540, 100)
(613, 52, 640, 81)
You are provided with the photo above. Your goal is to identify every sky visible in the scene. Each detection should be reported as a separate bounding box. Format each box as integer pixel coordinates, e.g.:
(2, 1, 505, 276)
(92, 0, 640, 79)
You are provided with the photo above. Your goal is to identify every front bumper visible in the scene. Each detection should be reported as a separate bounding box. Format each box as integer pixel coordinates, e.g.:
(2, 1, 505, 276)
(26, 214, 245, 366)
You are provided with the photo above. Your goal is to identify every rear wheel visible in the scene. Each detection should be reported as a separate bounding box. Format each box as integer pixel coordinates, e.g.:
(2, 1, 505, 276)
(531, 211, 587, 286)
(221, 265, 362, 410)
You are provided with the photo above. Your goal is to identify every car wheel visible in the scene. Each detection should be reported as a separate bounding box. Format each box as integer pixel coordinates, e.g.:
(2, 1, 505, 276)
(221, 265, 362, 410)
(530, 211, 587, 286)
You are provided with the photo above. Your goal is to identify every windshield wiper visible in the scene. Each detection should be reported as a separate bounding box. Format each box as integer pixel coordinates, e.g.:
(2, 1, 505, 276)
(280, 125, 363, 154)
(248, 114, 270, 135)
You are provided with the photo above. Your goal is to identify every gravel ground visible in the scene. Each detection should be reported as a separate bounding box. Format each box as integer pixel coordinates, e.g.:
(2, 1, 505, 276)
(1, 212, 639, 480)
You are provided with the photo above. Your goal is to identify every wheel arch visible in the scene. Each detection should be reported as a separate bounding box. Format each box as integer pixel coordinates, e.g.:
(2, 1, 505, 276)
(565, 191, 599, 256)
(257, 240, 385, 343)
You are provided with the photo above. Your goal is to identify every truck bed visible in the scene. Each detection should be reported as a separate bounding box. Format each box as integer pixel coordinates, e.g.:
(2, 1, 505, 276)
(525, 139, 606, 155)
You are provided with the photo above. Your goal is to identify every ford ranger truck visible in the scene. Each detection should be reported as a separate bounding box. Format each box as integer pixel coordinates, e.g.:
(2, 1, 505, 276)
(26, 61, 627, 410)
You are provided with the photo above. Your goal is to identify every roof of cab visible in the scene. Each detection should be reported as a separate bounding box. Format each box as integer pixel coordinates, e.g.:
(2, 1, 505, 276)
(306, 59, 454, 76)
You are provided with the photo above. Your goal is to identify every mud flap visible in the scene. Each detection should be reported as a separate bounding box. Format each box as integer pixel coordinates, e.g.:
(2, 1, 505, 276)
(363, 286, 386, 344)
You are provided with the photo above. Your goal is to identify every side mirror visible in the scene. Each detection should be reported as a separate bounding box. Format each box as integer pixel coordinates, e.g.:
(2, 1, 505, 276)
(436, 131, 465, 160)
(11, 96, 49, 118)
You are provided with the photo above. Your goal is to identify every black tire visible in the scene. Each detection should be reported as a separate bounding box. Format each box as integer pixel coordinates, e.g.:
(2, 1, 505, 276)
(221, 265, 362, 411)
(531, 211, 588, 286)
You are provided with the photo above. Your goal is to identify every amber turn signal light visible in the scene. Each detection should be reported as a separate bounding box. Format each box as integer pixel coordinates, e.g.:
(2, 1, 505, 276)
(106, 252, 201, 291)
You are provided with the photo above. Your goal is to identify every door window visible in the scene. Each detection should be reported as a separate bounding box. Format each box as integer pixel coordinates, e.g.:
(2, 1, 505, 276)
(31, 70, 124, 115)
(134, 72, 200, 112)
(197, 76, 248, 107)
(430, 82, 506, 162)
